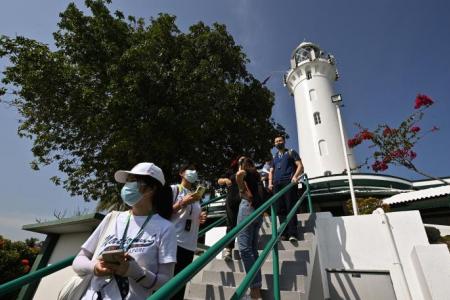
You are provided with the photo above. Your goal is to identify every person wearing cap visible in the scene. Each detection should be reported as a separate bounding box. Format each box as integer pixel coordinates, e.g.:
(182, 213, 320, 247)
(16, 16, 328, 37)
(170, 163, 207, 300)
(72, 162, 177, 300)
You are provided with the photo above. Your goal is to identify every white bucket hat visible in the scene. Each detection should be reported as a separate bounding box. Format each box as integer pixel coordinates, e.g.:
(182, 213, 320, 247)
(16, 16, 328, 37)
(114, 162, 165, 185)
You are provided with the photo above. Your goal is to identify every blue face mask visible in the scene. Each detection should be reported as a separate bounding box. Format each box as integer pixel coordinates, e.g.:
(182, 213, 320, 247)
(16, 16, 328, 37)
(120, 182, 143, 206)
(184, 170, 198, 183)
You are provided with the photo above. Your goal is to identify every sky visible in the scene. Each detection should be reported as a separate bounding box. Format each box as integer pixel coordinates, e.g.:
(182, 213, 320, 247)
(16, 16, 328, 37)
(1, 0, 449, 241)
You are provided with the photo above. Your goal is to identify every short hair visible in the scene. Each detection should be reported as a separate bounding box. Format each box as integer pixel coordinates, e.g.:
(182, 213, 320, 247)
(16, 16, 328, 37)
(179, 162, 196, 174)
(274, 135, 286, 141)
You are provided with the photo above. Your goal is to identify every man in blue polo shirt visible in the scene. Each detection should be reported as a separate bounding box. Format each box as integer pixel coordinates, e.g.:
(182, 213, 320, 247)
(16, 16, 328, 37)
(268, 136, 304, 241)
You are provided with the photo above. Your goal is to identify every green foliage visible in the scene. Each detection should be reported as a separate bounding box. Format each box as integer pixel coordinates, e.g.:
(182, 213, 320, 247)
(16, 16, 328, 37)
(442, 235, 450, 252)
(0, 0, 284, 210)
(346, 197, 390, 215)
(0, 235, 40, 285)
(425, 228, 450, 252)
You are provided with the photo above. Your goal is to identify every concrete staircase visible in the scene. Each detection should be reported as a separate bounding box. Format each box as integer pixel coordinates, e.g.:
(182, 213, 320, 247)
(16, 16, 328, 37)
(184, 213, 318, 299)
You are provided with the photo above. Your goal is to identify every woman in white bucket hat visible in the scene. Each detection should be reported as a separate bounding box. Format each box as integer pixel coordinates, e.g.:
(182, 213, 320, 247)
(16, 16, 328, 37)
(70, 162, 177, 300)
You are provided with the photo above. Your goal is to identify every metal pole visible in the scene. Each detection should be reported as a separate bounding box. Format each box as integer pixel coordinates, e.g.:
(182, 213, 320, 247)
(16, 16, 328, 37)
(335, 104, 358, 215)
(304, 174, 313, 213)
(270, 204, 281, 300)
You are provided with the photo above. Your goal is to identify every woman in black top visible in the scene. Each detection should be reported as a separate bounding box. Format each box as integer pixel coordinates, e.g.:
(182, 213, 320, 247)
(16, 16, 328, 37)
(217, 158, 241, 261)
(236, 157, 263, 299)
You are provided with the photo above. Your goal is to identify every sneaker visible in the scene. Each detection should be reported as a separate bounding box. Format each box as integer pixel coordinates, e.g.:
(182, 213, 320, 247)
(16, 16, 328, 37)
(223, 248, 232, 261)
(289, 236, 298, 242)
(280, 236, 288, 241)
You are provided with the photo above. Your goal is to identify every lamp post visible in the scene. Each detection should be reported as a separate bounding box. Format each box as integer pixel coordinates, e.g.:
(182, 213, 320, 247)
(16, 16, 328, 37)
(331, 94, 358, 215)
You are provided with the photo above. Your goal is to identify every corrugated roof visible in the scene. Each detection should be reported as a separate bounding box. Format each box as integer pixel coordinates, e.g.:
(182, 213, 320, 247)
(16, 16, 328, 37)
(383, 185, 450, 205)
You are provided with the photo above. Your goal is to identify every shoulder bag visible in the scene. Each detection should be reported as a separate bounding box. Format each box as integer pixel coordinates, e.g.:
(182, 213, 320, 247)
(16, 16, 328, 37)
(57, 211, 119, 300)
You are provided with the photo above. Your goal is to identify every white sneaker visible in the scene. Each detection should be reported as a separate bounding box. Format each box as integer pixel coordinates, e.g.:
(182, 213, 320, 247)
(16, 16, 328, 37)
(222, 248, 232, 261)
(289, 236, 297, 242)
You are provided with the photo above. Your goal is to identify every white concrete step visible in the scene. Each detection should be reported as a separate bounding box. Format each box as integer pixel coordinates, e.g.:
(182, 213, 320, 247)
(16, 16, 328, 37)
(260, 215, 316, 231)
(184, 283, 305, 300)
(258, 237, 314, 250)
(201, 270, 306, 292)
(230, 248, 311, 262)
(206, 258, 308, 276)
(260, 213, 313, 225)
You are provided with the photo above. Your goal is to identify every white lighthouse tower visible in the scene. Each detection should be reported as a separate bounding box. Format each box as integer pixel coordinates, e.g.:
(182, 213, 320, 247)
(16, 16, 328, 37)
(284, 42, 357, 178)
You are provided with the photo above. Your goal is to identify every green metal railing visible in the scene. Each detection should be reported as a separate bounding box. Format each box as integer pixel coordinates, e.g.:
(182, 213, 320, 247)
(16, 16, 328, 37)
(150, 174, 311, 299)
(0, 178, 311, 300)
(232, 178, 310, 299)
(201, 194, 225, 207)
(0, 255, 76, 297)
(0, 194, 227, 297)
(199, 194, 227, 237)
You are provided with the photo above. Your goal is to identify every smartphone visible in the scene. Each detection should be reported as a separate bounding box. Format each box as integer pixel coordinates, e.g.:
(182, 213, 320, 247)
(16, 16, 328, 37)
(192, 185, 206, 198)
(101, 249, 124, 265)
(184, 219, 192, 231)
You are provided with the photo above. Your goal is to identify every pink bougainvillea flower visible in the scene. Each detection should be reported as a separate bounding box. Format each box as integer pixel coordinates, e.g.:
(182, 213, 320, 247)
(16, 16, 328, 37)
(409, 150, 417, 160)
(360, 130, 374, 140)
(382, 156, 392, 163)
(348, 135, 363, 148)
(391, 150, 401, 158)
(372, 160, 388, 172)
(414, 94, 434, 109)
(383, 127, 398, 137)
(348, 138, 357, 148)
(410, 126, 420, 133)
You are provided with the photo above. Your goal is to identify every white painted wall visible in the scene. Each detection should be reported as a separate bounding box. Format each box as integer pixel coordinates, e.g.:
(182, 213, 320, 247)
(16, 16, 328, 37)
(33, 232, 91, 300)
(411, 245, 450, 300)
(205, 226, 227, 259)
(315, 211, 450, 300)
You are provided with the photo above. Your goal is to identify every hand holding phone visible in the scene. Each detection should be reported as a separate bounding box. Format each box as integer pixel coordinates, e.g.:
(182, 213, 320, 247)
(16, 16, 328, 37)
(100, 249, 125, 265)
(192, 185, 206, 198)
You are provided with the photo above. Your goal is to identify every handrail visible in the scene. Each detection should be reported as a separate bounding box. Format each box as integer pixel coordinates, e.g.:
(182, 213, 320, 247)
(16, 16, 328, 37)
(201, 194, 226, 207)
(232, 182, 310, 299)
(198, 216, 226, 237)
(0, 181, 311, 299)
(0, 255, 75, 297)
(149, 174, 310, 299)
(0, 194, 227, 296)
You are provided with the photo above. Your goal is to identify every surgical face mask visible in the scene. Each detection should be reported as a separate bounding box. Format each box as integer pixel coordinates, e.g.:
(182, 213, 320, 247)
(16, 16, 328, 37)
(184, 170, 198, 183)
(275, 143, 285, 150)
(120, 182, 143, 206)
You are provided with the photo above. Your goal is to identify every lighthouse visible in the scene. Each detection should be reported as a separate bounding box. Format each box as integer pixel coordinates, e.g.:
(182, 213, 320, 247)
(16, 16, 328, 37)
(284, 42, 357, 178)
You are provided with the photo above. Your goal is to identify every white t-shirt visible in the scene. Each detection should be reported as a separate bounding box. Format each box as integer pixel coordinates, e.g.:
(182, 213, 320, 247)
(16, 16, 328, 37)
(170, 184, 201, 251)
(80, 211, 177, 300)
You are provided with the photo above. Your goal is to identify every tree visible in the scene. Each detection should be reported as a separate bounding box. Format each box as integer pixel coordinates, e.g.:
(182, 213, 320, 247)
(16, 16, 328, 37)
(0, 0, 285, 210)
(345, 197, 390, 215)
(0, 235, 40, 299)
(347, 94, 447, 185)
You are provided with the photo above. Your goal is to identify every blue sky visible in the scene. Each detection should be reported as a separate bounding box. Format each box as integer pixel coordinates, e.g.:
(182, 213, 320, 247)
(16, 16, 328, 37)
(1, 0, 449, 241)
